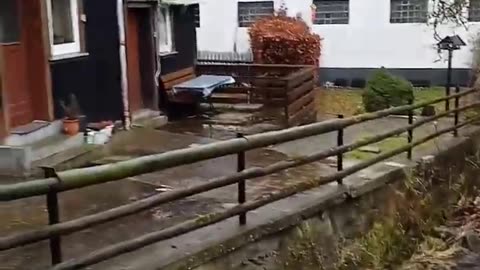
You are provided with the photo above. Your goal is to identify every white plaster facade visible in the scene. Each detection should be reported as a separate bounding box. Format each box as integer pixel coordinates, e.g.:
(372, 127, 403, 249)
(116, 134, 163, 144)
(195, 0, 480, 70)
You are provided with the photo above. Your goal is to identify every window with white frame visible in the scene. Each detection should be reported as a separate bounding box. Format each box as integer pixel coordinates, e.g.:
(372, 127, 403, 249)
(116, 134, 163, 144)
(313, 0, 349, 25)
(238, 1, 274, 27)
(390, 0, 428, 23)
(158, 6, 174, 54)
(469, 0, 480, 21)
(46, 0, 81, 56)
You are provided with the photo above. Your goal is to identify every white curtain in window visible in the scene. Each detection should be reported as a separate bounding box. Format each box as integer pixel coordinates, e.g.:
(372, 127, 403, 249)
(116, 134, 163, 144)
(52, 0, 75, 44)
(158, 6, 173, 53)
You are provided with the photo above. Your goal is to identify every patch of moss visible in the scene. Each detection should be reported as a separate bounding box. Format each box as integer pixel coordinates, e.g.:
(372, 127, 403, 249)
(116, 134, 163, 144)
(463, 107, 480, 123)
(413, 87, 445, 114)
(346, 136, 408, 161)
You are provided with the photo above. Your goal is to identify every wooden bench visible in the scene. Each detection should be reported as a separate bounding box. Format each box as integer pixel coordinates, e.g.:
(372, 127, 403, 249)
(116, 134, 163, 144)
(160, 67, 196, 104)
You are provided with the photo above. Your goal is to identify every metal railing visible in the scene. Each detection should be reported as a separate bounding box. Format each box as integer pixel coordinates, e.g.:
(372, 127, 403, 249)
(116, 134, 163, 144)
(0, 87, 479, 270)
(197, 50, 254, 65)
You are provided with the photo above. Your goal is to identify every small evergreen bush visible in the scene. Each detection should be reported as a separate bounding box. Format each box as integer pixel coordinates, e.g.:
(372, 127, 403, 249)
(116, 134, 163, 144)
(362, 68, 414, 112)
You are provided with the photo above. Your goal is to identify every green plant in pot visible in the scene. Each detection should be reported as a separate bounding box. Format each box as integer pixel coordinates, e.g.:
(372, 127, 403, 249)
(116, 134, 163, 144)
(60, 94, 82, 136)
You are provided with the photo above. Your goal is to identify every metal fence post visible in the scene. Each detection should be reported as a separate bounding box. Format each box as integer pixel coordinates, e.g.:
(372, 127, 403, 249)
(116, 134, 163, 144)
(337, 114, 344, 184)
(407, 99, 414, 160)
(42, 167, 62, 265)
(454, 86, 460, 137)
(284, 89, 290, 128)
(236, 133, 247, 225)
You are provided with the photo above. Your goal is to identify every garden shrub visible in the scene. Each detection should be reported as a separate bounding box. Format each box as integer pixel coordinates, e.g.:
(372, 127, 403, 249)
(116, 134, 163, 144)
(362, 68, 414, 112)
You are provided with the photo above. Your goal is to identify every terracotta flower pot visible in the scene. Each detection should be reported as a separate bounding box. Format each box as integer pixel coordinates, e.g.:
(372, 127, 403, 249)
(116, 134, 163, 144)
(63, 118, 80, 136)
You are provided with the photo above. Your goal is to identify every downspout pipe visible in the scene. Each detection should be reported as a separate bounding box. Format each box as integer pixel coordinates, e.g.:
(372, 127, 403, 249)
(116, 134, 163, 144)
(117, 0, 131, 130)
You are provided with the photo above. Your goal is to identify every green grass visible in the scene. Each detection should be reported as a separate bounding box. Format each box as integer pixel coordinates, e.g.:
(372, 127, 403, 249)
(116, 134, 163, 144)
(346, 136, 407, 161)
(413, 87, 446, 114)
(316, 87, 445, 118)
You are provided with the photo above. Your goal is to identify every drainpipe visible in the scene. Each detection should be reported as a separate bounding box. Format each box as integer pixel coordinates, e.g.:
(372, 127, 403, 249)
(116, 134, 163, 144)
(154, 0, 162, 95)
(117, 0, 131, 130)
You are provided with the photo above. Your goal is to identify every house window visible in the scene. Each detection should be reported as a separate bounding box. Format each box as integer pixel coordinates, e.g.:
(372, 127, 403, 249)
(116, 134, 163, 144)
(158, 6, 174, 54)
(238, 1, 274, 27)
(469, 0, 480, 22)
(193, 4, 200, 27)
(0, 0, 20, 43)
(46, 0, 81, 56)
(390, 0, 428, 23)
(313, 0, 349, 25)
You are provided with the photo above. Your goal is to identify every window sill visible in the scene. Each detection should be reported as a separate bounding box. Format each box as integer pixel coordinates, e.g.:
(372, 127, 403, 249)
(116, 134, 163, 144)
(0, 42, 21, 46)
(159, 51, 179, 58)
(49, 52, 89, 62)
(313, 23, 349, 26)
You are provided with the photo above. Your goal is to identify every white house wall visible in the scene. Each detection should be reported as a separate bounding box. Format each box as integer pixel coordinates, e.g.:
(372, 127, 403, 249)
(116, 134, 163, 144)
(196, 0, 480, 85)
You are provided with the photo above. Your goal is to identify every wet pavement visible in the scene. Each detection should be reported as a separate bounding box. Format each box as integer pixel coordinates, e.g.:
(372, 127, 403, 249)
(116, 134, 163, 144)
(0, 114, 463, 269)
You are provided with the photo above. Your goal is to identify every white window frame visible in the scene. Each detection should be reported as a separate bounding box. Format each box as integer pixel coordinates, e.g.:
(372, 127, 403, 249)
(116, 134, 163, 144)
(46, 0, 81, 56)
(469, 0, 480, 22)
(158, 6, 174, 55)
(313, 0, 350, 25)
(390, 0, 429, 24)
(237, 1, 274, 28)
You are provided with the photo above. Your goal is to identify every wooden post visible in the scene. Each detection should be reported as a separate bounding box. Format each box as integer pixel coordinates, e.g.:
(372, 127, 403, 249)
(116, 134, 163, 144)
(407, 99, 414, 160)
(236, 133, 246, 225)
(454, 86, 460, 137)
(446, 49, 453, 112)
(42, 167, 62, 265)
(284, 82, 290, 128)
(337, 114, 344, 184)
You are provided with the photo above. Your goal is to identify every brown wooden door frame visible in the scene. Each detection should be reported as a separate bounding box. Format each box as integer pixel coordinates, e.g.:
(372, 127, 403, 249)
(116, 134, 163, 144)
(138, 7, 158, 110)
(0, 0, 53, 140)
(126, 8, 144, 113)
(0, 47, 10, 138)
(126, 6, 158, 113)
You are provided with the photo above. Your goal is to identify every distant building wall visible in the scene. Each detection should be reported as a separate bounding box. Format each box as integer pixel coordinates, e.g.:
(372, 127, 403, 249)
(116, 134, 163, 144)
(195, 0, 480, 86)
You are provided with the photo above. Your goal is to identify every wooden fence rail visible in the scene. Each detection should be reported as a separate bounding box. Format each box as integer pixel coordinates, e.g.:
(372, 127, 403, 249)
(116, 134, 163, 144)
(1, 101, 479, 252)
(0, 88, 476, 202)
(0, 87, 479, 269)
(51, 116, 480, 270)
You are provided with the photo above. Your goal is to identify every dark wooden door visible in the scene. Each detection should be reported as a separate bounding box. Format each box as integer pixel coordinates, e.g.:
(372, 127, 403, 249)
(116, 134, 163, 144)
(126, 8, 144, 113)
(0, 49, 7, 138)
(2, 44, 32, 128)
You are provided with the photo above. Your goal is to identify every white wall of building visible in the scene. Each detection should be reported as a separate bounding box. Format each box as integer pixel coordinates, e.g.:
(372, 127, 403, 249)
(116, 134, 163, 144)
(196, 0, 480, 70)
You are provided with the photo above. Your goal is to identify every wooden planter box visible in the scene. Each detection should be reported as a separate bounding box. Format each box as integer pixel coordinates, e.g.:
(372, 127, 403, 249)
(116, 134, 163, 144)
(196, 63, 317, 127)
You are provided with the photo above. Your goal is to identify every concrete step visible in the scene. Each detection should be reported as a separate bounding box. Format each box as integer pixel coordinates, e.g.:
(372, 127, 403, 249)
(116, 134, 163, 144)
(200, 103, 264, 113)
(30, 133, 84, 162)
(132, 109, 168, 129)
(204, 112, 256, 126)
(4, 120, 62, 146)
(132, 115, 168, 129)
(33, 144, 95, 169)
(91, 155, 136, 166)
(132, 109, 160, 122)
(210, 93, 248, 104)
(207, 122, 283, 135)
(0, 133, 84, 176)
